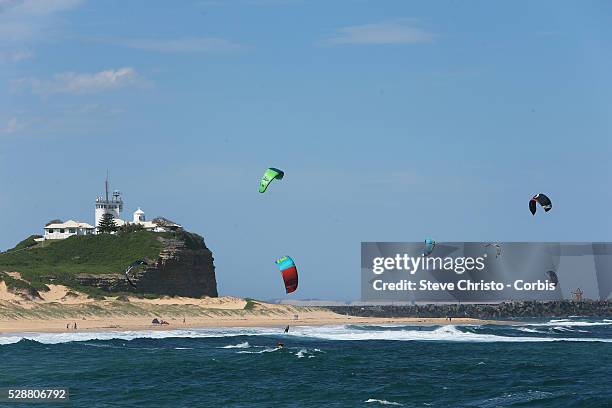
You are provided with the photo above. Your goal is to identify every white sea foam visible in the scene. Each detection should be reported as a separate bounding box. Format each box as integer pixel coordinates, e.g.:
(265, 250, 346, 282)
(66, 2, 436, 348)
(476, 390, 554, 407)
(237, 347, 279, 354)
(517, 327, 542, 334)
(286, 325, 612, 343)
(0, 322, 610, 345)
(295, 348, 307, 358)
(550, 326, 589, 333)
(525, 319, 612, 327)
(221, 341, 250, 349)
(0, 328, 278, 345)
(365, 398, 403, 406)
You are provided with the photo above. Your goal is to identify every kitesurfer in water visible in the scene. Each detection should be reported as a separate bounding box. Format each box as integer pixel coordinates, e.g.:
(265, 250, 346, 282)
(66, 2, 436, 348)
(277, 342, 284, 349)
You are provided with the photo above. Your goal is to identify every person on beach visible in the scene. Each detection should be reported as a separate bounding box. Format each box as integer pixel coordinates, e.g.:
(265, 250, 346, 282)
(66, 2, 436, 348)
(284, 325, 289, 333)
(66, 323, 70, 330)
(183, 317, 185, 325)
(74, 322, 77, 330)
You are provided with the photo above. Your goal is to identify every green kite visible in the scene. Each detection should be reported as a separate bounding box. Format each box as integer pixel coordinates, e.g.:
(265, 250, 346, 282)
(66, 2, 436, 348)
(259, 168, 284, 193)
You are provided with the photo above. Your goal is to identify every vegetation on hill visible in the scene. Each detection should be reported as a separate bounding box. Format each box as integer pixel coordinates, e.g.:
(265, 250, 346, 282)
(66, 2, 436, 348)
(118, 223, 145, 234)
(0, 228, 211, 297)
(9, 235, 43, 252)
(0, 231, 167, 290)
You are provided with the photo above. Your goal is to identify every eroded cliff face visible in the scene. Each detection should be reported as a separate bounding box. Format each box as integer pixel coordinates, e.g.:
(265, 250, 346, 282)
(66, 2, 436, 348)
(75, 233, 218, 297)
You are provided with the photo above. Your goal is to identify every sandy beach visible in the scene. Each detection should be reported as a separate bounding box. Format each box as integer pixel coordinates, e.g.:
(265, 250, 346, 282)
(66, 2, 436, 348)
(0, 283, 499, 333)
(0, 314, 494, 334)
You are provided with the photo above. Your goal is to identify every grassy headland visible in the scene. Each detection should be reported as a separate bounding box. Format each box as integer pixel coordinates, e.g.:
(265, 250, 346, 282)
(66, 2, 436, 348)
(0, 230, 203, 296)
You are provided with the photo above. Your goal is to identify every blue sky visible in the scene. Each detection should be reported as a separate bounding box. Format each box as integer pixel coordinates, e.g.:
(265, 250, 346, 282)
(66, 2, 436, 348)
(1, 0, 611, 300)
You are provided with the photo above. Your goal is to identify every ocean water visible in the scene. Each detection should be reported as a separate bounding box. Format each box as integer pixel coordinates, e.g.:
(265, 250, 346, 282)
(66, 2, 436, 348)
(0, 318, 611, 407)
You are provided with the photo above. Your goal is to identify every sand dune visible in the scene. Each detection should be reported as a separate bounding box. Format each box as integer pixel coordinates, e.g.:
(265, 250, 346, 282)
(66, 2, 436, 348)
(0, 281, 25, 302)
(0, 283, 499, 333)
(127, 295, 247, 309)
(39, 284, 94, 304)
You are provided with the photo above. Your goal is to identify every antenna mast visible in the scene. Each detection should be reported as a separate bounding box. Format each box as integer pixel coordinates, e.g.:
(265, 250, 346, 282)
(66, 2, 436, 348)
(105, 170, 109, 202)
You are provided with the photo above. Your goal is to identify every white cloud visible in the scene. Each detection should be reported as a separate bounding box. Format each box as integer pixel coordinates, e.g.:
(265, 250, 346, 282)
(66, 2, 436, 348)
(120, 37, 242, 53)
(0, 48, 32, 62)
(11, 67, 145, 95)
(327, 19, 436, 45)
(0, 0, 82, 45)
(0, 0, 81, 15)
(1, 117, 24, 134)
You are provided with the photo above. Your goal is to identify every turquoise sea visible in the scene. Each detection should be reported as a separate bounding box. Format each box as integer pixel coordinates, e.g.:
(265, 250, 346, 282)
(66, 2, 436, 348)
(1, 318, 611, 407)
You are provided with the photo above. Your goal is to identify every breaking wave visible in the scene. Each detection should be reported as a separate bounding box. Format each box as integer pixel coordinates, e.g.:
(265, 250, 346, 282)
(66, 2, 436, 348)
(0, 318, 610, 345)
(285, 324, 612, 343)
(237, 347, 280, 354)
(365, 398, 403, 406)
(220, 341, 250, 349)
(525, 319, 612, 327)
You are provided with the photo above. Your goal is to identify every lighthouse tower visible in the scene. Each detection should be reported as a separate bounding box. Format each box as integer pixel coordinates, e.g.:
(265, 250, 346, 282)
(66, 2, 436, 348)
(94, 176, 123, 228)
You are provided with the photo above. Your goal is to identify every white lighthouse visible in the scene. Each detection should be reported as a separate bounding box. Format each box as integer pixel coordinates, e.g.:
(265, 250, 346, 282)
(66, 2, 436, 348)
(94, 176, 123, 229)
